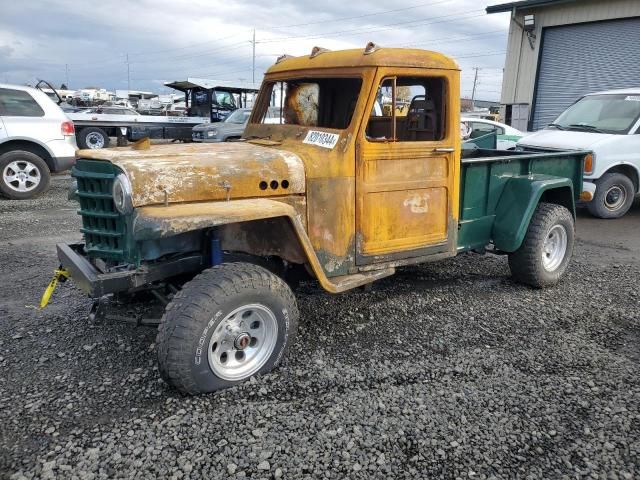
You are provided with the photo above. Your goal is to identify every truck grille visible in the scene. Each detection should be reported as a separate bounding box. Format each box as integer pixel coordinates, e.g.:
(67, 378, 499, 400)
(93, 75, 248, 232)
(72, 159, 126, 260)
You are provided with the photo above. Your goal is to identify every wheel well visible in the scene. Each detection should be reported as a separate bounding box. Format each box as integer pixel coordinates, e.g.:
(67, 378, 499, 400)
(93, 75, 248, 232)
(217, 217, 307, 266)
(539, 186, 574, 217)
(0, 140, 54, 171)
(603, 165, 639, 193)
(78, 126, 115, 137)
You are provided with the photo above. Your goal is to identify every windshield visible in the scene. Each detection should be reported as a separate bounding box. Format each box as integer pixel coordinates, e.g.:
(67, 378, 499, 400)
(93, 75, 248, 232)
(225, 109, 250, 124)
(214, 91, 236, 109)
(551, 94, 640, 134)
(254, 77, 362, 130)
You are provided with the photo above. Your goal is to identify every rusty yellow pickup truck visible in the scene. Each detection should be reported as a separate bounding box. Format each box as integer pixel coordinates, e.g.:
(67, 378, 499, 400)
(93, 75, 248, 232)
(45, 44, 588, 394)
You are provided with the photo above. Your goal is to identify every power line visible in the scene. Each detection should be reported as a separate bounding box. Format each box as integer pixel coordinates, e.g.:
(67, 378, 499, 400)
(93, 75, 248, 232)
(266, 0, 452, 30)
(399, 30, 507, 49)
(257, 10, 487, 44)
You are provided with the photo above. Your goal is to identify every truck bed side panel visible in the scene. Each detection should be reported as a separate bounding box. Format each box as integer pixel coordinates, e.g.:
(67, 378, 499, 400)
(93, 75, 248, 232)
(458, 151, 585, 252)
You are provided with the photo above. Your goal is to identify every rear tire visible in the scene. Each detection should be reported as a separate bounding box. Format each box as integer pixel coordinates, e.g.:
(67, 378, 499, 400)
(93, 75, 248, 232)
(587, 173, 634, 219)
(156, 262, 298, 395)
(0, 150, 51, 200)
(78, 127, 110, 149)
(508, 202, 574, 288)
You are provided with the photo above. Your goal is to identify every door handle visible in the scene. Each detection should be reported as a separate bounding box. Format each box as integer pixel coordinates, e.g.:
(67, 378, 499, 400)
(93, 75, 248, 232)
(434, 147, 454, 152)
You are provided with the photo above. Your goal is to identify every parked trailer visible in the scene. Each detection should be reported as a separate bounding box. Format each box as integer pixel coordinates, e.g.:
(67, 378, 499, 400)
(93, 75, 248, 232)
(49, 79, 259, 149)
(67, 112, 210, 149)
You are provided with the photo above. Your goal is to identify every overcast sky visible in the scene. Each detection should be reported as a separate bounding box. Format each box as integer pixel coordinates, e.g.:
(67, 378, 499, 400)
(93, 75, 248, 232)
(0, 0, 510, 100)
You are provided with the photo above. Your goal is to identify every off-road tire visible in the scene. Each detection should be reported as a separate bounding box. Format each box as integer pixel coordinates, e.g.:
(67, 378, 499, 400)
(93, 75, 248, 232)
(508, 202, 574, 288)
(0, 150, 51, 200)
(587, 173, 635, 219)
(156, 262, 298, 395)
(77, 127, 110, 149)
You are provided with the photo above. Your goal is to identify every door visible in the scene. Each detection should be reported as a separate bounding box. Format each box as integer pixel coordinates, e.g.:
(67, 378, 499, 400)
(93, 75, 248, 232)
(356, 69, 460, 265)
(532, 17, 640, 130)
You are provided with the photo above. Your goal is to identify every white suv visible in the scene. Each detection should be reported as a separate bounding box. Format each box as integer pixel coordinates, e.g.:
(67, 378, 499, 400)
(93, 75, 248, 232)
(0, 84, 78, 199)
(518, 89, 640, 219)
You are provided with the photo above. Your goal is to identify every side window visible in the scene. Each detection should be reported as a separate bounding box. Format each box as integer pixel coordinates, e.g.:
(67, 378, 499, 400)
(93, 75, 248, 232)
(366, 76, 446, 142)
(0, 88, 45, 117)
(468, 122, 503, 138)
(215, 91, 236, 109)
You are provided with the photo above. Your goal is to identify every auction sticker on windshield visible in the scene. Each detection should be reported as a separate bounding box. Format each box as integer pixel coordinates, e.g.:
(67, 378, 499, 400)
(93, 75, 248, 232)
(625, 96, 640, 101)
(303, 130, 340, 149)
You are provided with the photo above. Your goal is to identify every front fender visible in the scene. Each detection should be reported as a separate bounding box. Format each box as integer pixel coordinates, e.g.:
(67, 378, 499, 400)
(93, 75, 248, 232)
(132, 198, 379, 293)
(492, 175, 574, 252)
(133, 198, 303, 240)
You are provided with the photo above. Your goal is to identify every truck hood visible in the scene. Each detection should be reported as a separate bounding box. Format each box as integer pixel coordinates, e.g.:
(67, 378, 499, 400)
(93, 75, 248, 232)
(78, 142, 305, 207)
(518, 128, 617, 150)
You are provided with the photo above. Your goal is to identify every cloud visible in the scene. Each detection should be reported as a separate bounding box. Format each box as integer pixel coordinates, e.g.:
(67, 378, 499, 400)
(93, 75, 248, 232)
(0, 0, 510, 100)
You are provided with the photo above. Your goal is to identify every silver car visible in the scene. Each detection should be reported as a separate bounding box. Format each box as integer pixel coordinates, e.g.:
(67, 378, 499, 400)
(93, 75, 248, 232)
(0, 83, 77, 199)
(192, 108, 251, 143)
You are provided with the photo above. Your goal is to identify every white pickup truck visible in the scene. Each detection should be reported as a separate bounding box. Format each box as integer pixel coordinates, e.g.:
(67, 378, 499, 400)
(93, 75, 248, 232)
(518, 88, 640, 218)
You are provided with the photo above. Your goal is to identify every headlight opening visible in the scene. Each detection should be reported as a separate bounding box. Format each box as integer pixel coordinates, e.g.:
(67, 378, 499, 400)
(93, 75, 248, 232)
(112, 174, 133, 214)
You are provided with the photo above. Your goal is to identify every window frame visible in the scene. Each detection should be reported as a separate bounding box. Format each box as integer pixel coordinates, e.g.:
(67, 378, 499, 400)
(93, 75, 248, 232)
(250, 73, 366, 132)
(363, 73, 448, 144)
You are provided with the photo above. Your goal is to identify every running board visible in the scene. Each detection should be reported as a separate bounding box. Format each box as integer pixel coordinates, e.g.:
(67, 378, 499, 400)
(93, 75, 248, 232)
(324, 267, 395, 293)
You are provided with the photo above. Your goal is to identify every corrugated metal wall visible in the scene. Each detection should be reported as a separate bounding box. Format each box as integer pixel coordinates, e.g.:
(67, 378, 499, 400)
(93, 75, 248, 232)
(531, 17, 640, 130)
(499, 0, 640, 110)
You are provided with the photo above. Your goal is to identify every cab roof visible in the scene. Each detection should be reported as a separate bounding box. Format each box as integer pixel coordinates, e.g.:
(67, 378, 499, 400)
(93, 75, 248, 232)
(265, 46, 460, 74)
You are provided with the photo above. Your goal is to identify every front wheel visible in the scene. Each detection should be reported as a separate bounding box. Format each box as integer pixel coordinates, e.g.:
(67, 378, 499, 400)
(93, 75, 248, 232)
(508, 202, 574, 288)
(587, 173, 635, 219)
(156, 262, 298, 395)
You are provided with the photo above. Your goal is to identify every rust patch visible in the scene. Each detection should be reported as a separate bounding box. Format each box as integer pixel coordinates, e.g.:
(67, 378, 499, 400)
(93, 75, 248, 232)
(219, 218, 306, 265)
(133, 197, 305, 240)
(306, 177, 355, 277)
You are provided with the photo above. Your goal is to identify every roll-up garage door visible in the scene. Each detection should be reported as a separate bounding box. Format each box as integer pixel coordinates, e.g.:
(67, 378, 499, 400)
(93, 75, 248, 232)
(531, 17, 640, 131)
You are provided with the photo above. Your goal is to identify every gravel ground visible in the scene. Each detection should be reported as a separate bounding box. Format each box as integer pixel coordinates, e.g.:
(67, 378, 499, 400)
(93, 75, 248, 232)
(1, 177, 638, 479)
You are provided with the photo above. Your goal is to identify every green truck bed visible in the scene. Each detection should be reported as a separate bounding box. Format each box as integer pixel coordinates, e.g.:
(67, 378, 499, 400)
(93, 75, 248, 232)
(457, 147, 585, 253)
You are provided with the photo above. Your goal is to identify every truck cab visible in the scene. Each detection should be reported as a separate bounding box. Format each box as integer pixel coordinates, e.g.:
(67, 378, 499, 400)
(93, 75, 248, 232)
(47, 44, 587, 395)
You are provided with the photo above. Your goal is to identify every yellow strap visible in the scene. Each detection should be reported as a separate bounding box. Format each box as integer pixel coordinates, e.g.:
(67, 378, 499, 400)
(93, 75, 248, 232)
(39, 268, 70, 309)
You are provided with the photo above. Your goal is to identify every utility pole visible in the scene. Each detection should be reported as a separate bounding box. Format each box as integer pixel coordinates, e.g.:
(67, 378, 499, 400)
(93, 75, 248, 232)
(470, 67, 479, 110)
(251, 29, 256, 84)
(65, 64, 69, 87)
(126, 53, 130, 92)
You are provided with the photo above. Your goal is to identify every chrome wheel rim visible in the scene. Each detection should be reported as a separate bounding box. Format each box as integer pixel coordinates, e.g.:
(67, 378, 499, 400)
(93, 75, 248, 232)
(85, 132, 105, 149)
(604, 185, 625, 211)
(542, 224, 568, 272)
(207, 304, 278, 381)
(2, 160, 41, 193)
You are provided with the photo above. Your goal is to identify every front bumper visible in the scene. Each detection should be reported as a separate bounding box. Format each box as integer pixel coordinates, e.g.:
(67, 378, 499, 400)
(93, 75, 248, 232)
(50, 155, 77, 173)
(57, 243, 204, 298)
(580, 181, 596, 202)
(191, 134, 222, 143)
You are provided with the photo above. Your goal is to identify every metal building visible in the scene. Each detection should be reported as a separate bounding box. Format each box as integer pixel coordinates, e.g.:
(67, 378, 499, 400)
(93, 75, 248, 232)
(487, 0, 640, 131)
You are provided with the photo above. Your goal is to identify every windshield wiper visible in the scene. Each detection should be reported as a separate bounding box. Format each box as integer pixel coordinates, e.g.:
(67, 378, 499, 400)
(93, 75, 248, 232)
(567, 124, 604, 133)
(548, 123, 567, 130)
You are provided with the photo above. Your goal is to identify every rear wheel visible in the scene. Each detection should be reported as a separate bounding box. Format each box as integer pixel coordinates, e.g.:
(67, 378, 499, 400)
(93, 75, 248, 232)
(587, 173, 634, 219)
(156, 262, 298, 394)
(0, 150, 51, 199)
(508, 202, 574, 288)
(78, 127, 110, 149)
